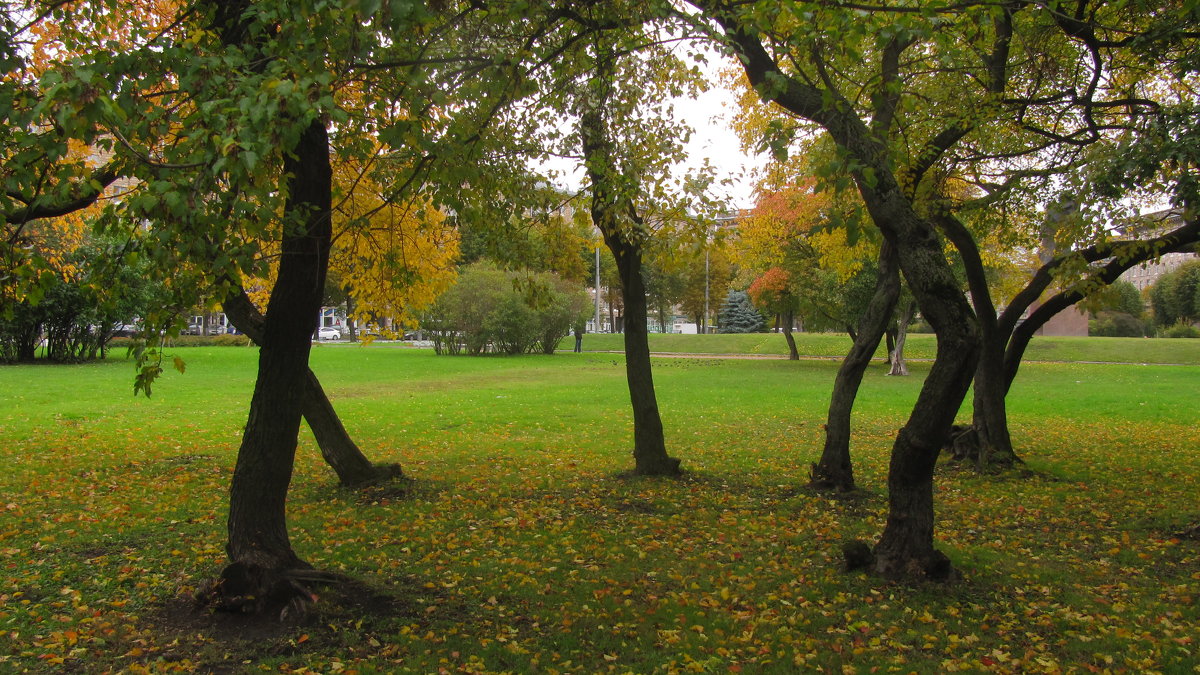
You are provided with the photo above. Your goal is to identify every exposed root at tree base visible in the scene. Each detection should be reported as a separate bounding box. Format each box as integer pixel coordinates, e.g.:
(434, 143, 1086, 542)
(155, 574, 436, 671)
(944, 425, 1024, 472)
(195, 563, 351, 621)
(808, 463, 856, 493)
(1177, 522, 1200, 540)
(876, 549, 960, 583)
(842, 541, 960, 582)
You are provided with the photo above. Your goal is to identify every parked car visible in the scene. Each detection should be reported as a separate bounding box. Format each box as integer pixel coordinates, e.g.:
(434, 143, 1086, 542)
(316, 326, 342, 341)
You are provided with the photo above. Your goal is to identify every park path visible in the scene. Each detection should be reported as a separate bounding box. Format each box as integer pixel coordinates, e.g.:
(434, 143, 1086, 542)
(580, 350, 1198, 366)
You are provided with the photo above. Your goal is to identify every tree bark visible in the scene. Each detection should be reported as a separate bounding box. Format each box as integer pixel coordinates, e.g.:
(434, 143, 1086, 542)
(225, 120, 332, 574)
(345, 294, 358, 342)
(962, 333, 1019, 468)
(781, 308, 799, 360)
(222, 288, 402, 486)
(934, 212, 1021, 468)
(812, 242, 898, 492)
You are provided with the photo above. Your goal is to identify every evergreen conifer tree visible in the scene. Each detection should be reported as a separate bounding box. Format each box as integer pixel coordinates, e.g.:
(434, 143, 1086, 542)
(718, 290, 765, 333)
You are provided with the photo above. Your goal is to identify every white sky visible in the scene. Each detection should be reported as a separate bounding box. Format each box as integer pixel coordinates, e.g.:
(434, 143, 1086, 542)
(675, 75, 767, 211)
(536, 58, 767, 213)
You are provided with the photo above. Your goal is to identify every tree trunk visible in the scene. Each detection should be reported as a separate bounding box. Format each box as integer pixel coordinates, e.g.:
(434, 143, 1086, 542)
(960, 334, 1020, 468)
(613, 243, 680, 475)
(223, 289, 402, 487)
(812, 242, 898, 492)
(935, 212, 1020, 469)
(887, 300, 914, 377)
(781, 308, 799, 360)
(345, 293, 358, 342)
(303, 370, 403, 485)
(225, 120, 332, 579)
(713, 0, 985, 581)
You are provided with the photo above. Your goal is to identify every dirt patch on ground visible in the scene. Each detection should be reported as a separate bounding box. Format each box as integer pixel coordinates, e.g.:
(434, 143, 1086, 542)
(147, 574, 442, 672)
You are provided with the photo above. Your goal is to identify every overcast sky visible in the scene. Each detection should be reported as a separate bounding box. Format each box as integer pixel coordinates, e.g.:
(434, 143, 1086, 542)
(535, 56, 767, 213)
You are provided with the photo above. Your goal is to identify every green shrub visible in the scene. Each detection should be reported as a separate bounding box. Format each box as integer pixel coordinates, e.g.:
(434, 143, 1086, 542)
(212, 333, 252, 346)
(485, 295, 540, 355)
(1089, 311, 1147, 337)
(113, 334, 253, 349)
(1162, 322, 1200, 338)
(426, 263, 589, 356)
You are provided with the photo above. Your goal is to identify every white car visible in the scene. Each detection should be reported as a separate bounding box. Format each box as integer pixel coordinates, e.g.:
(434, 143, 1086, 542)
(316, 326, 342, 341)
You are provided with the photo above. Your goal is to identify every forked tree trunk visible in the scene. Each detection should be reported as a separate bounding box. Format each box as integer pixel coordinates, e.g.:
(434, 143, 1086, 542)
(812, 242, 898, 491)
(887, 300, 914, 377)
(222, 289, 402, 486)
(781, 308, 799, 360)
(225, 120, 332, 577)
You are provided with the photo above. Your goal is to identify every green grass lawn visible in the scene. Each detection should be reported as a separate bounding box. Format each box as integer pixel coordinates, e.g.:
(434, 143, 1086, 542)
(578, 331, 1200, 365)
(0, 344, 1197, 673)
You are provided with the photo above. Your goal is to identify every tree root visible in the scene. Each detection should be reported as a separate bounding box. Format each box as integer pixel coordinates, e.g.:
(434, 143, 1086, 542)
(945, 425, 1023, 471)
(195, 563, 349, 621)
(874, 548, 958, 582)
(632, 455, 683, 477)
(844, 540, 958, 582)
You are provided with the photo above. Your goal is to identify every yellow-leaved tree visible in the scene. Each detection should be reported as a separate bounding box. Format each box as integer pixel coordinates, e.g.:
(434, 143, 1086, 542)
(329, 158, 459, 340)
(244, 157, 459, 339)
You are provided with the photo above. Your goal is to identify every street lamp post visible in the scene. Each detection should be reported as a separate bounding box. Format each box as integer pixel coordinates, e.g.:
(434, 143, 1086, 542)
(703, 246, 709, 334)
(594, 245, 601, 332)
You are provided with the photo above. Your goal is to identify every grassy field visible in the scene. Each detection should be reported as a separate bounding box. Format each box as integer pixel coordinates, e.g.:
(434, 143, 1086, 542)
(578, 331, 1200, 365)
(0, 343, 1197, 673)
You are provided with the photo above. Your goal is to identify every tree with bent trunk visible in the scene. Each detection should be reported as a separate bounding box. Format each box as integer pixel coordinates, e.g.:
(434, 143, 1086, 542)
(694, 0, 1015, 578)
(575, 33, 686, 476)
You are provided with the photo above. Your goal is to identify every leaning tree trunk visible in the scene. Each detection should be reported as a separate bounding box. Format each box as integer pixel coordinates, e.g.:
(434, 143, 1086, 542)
(222, 289, 402, 486)
(302, 371, 403, 484)
(223, 120, 332, 595)
(812, 242, 899, 492)
(781, 308, 799, 360)
(578, 38, 680, 477)
(870, 214, 979, 581)
(887, 300, 914, 377)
